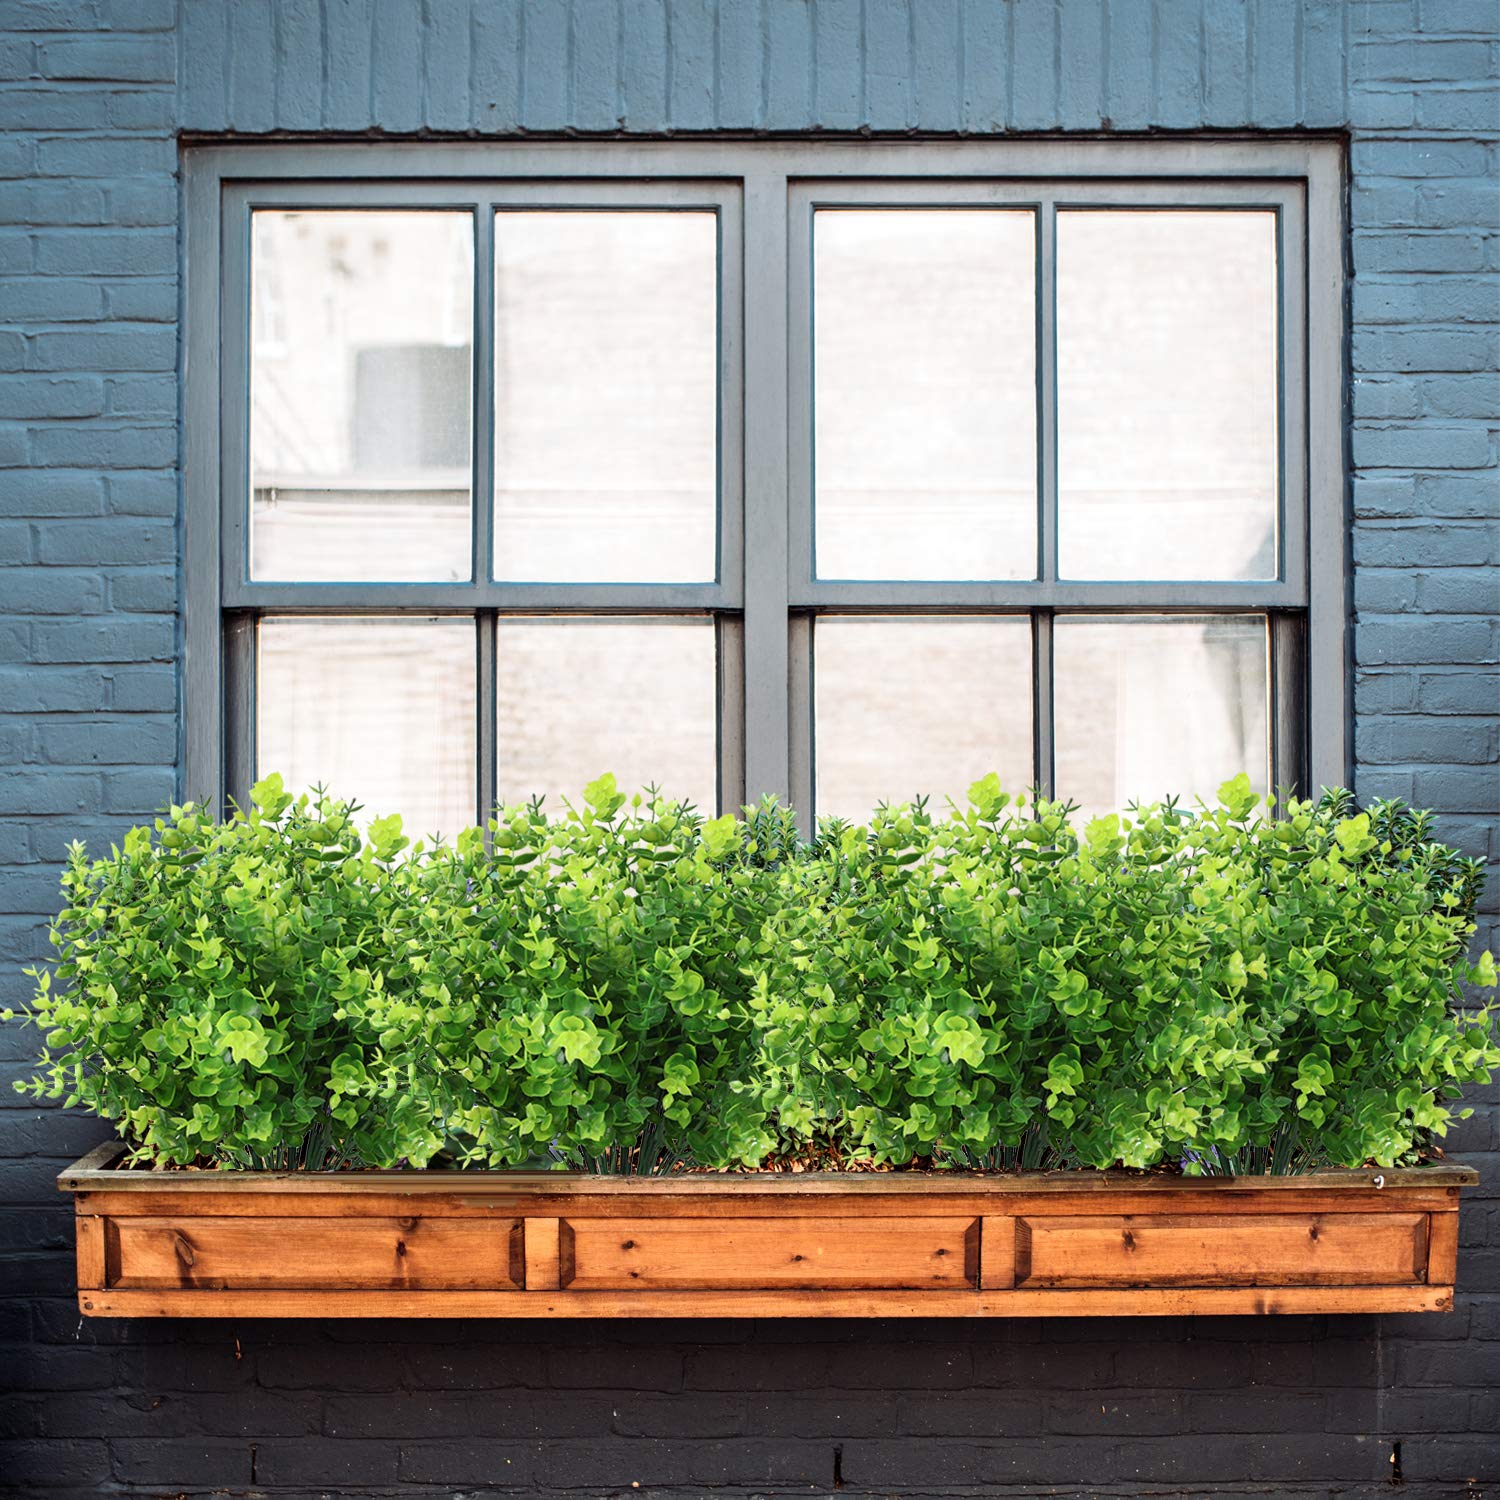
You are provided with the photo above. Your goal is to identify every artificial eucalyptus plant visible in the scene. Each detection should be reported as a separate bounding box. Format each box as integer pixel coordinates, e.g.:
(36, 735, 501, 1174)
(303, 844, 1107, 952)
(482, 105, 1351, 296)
(10, 771, 1496, 1174)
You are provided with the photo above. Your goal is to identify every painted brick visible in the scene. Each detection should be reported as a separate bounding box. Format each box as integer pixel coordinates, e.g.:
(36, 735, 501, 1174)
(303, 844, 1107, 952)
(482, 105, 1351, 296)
(1354, 276, 1499, 323)
(38, 36, 172, 81)
(1355, 521, 1499, 569)
(33, 134, 175, 178)
(0, 568, 106, 615)
(1354, 39, 1494, 82)
(1353, 325, 1499, 373)
(26, 326, 176, 372)
(1351, 138, 1492, 177)
(0, 276, 105, 320)
(716, 0, 763, 129)
(0, 375, 103, 419)
(32, 229, 175, 278)
(1352, 424, 1493, 467)
(960, 0, 1007, 132)
(1420, 373, 1500, 419)
(618, 0, 668, 130)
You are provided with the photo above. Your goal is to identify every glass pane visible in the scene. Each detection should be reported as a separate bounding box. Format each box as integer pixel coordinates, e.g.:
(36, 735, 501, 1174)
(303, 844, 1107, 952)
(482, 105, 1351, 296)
(495, 618, 717, 810)
(814, 209, 1037, 581)
(1053, 615, 1269, 819)
(493, 212, 718, 583)
(257, 617, 476, 838)
(814, 617, 1033, 822)
(1057, 210, 1279, 581)
(250, 212, 474, 582)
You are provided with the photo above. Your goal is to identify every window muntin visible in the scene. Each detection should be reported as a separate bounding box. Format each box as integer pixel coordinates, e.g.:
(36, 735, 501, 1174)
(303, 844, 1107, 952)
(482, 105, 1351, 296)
(201, 147, 1335, 832)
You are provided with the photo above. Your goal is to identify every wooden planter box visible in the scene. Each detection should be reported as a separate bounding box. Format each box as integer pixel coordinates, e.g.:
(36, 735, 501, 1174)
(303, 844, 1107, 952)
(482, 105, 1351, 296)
(61, 1144, 1475, 1319)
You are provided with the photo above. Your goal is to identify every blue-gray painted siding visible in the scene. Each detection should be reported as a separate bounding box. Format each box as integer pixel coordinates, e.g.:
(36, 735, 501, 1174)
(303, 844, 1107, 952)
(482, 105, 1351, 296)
(1, 2, 1497, 1495)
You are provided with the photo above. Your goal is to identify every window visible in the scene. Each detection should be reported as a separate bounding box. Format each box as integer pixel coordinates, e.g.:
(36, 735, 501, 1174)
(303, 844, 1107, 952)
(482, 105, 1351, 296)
(186, 142, 1345, 832)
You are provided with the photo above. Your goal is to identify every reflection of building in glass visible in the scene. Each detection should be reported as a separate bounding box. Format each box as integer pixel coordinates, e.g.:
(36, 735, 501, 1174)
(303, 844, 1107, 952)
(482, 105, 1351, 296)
(257, 617, 476, 838)
(493, 211, 718, 584)
(251, 211, 474, 584)
(495, 620, 717, 814)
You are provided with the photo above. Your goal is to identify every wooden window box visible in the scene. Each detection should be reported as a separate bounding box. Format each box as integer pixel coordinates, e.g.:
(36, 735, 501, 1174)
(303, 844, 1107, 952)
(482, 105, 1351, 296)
(61, 1144, 1475, 1319)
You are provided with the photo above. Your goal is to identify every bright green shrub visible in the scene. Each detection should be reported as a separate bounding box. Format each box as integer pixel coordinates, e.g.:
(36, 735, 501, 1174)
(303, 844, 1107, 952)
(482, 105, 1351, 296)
(10, 772, 1496, 1174)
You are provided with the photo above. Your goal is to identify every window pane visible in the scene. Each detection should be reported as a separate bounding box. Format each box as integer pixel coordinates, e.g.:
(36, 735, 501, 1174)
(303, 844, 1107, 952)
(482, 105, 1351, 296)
(250, 212, 473, 582)
(495, 618, 718, 810)
(814, 617, 1033, 822)
(257, 617, 476, 837)
(814, 209, 1038, 581)
(1053, 615, 1269, 819)
(493, 212, 718, 583)
(1057, 210, 1279, 581)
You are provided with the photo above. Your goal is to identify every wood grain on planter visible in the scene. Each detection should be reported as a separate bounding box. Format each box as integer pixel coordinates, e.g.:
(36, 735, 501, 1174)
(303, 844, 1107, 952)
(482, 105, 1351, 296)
(62, 1146, 1475, 1319)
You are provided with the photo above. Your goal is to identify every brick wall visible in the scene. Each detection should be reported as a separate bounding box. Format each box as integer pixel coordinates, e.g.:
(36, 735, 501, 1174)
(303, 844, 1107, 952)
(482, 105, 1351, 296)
(1, 1, 1496, 1494)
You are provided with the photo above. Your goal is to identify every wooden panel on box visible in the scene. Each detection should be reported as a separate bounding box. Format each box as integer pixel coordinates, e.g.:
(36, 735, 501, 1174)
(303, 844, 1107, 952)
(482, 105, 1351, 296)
(76, 1282, 1458, 1320)
(1426, 1211, 1459, 1286)
(108, 1215, 523, 1291)
(1014, 1212, 1429, 1289)
(561, 1215, 980, 1290)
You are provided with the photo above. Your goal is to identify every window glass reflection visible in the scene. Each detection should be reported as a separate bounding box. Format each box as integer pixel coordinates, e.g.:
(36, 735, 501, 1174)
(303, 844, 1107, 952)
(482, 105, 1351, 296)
(1053, 614, 1269, 820)
(814, 209, 1037, 581)
(493, 212, 718, 583)
(1057, 210, 1279, 581)
(257, 616, 477, 838)
(251, 212, 474, 582)
(814, 616, 1033, 822)
(495, 618, 718, 811)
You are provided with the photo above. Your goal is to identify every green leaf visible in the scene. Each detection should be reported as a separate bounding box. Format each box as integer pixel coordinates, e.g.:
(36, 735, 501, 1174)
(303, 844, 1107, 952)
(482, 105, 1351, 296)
(1216, 773, 1258, 821)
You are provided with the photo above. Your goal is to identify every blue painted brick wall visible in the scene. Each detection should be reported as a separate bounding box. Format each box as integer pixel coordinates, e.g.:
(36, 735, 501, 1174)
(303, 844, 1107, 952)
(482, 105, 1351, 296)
(1, 2, 1497, 1495)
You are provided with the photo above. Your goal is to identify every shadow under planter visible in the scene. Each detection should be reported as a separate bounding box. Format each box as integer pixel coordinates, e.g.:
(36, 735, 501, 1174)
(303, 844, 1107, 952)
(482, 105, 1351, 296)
(60, 1144, 1475, 1319)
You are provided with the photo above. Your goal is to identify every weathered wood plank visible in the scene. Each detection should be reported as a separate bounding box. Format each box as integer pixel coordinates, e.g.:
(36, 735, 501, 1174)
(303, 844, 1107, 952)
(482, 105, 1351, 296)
(58, 1157, 1477, 1195)
(1014, 1213, 1429, 1289)
(979, 1216, 1015, 1290)
(1426, 1210, 1459, 1287)
(561, 1215, 979, 1290)
(72, 1187, 1462, 1221)
(108, 1216, 522, 1291)
(65, 1141, 127, 1178)
(77, 1283, 1458, 1320)
(74, 1216, 106, 1291)
(523, 1218, 561, 1290)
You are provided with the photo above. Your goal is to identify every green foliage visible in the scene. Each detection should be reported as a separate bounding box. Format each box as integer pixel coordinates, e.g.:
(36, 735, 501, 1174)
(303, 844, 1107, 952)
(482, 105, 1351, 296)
(9, 774, 1496, 1174)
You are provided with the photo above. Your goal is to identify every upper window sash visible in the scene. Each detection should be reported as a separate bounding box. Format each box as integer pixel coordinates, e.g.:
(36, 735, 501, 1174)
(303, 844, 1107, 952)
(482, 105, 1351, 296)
(219, 177, 744, 612)
(787, 177, 1308, 611)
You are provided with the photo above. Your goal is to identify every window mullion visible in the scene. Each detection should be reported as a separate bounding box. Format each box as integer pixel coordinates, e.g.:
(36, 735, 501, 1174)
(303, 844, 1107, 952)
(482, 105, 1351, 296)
(741, 165, 792, 810)
(788, 614, 813, 828)
(223, 613, 257, 816)
(1038, 197, 1059, 587)
(474, 201, 496, 590)
(1033, 201, 1058, 804)
(1270, 611, 1308, 804)
(1032, 610, 1055, 802)
(478, 610, 496, 831)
